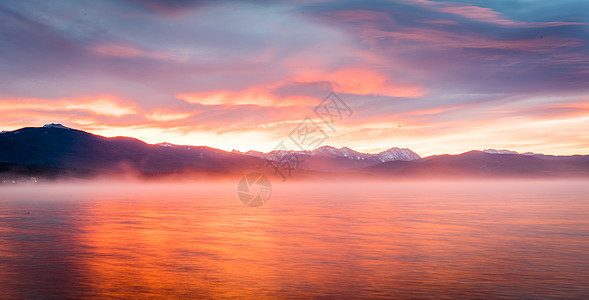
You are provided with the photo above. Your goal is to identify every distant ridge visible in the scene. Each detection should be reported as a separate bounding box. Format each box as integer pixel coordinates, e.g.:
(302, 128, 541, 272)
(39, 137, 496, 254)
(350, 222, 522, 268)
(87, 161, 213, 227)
(364, 150, 589, 178)
(240, 145, 420, 163)
(483, 149, 538, 156)
(1, 125, 588, 181)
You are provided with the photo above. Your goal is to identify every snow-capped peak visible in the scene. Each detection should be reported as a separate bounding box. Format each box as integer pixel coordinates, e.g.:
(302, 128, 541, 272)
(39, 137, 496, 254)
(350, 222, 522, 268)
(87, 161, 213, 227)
(375, 147, 421, 162)
(242, 145, 420, 162)
(312, 146, 367, 160)
(43, 123, 71, 130)
(315, 146, 352, 155)
(312, 146, 420, 161)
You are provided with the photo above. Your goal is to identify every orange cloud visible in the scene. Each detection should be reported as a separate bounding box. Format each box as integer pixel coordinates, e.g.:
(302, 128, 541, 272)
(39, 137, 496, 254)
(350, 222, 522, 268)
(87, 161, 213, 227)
(146, 110, 193, 122)
(0, 96, 137, 117)
(1, 93, 588, 158)
(294, 66, 424, 97)
(178, 87, 326, 107)
(404, 105, 470, 116)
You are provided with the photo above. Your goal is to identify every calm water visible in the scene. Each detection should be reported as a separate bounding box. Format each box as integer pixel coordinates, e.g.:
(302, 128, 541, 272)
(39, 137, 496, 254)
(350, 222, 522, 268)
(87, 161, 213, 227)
(0, 180, 588, 299)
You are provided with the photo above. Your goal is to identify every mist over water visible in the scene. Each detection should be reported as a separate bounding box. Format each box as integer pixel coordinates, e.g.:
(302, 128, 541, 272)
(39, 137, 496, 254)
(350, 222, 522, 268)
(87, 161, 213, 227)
(1, 180, 588, 298)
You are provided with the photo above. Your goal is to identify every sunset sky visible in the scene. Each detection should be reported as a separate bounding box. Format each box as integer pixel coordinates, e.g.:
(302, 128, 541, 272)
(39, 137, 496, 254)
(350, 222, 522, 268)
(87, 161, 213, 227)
(1, 0, 588, 156)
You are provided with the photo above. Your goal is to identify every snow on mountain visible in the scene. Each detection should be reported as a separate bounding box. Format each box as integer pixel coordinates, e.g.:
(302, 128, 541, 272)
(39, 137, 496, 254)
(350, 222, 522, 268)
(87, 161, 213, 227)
(157, 142, 177, 148)
(312, 146, 370, 160)
(156, 142, 201, 150)
(375, 147, 421, 162)
(43, 123, 71, 129)
(244, 145, 421, 162)
(312, 146, 420, 162)
(484, 149, 539, 156)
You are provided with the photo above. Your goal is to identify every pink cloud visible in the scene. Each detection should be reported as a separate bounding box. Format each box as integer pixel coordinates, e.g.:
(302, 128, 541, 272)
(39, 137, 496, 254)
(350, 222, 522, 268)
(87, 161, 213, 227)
(91, 44, 172, 60)
(362, 27, 581, 53)
(407, 0, 585, 27)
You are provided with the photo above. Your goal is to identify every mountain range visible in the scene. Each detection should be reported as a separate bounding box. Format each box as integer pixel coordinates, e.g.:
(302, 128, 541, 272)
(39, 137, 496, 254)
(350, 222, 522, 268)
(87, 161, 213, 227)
(1, 124, 588, 182)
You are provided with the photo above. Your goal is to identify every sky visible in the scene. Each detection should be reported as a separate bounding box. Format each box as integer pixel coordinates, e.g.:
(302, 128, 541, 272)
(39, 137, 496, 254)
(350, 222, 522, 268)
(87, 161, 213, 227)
(1, 0, 588, 156)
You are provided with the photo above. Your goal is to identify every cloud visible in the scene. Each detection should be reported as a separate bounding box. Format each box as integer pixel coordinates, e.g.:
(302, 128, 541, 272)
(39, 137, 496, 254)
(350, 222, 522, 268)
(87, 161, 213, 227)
(0, 0, 588, 155)
(409, 0, 584, 27)
(0, 96, 137, 117)
(310, 0, 589, 94)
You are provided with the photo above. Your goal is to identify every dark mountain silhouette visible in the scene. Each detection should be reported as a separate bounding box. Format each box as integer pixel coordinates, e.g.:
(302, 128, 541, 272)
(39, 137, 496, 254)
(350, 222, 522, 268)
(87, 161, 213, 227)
(1, 124, 588, 181)
(0, 124, 421, 179)
(363, 150, 589, 178)
(0, 124, 265, 180)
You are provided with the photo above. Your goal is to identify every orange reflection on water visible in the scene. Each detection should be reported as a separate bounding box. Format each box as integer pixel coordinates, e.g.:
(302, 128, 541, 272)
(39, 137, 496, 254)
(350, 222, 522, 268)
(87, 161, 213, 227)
(1, 181, 588, 298)
(77, 184, 289, 298)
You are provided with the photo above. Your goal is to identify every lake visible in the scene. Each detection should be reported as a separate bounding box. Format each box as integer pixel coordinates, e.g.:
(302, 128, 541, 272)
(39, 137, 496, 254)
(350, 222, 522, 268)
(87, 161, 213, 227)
(1, 180, 588, 299)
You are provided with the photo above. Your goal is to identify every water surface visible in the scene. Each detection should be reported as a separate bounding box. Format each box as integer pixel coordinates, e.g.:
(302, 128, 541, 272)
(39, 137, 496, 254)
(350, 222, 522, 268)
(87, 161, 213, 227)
(0, 180, 588, 299)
